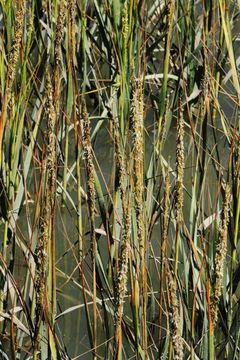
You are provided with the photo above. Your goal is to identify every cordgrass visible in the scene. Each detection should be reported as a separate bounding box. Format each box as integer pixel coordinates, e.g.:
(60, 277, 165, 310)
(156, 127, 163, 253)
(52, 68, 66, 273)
(0, 0, 239, 359)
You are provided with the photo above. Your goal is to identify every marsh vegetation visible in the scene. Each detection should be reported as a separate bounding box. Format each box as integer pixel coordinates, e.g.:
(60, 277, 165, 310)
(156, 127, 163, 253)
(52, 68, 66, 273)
(0, 0, 240, 359)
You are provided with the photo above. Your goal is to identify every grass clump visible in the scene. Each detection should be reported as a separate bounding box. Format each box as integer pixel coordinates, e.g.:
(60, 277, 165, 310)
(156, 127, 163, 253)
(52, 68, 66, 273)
(0, 1, 239, 359)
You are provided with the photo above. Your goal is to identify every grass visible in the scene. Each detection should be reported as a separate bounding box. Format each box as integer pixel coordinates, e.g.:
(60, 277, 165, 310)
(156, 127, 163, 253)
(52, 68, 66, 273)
(0, 0, 240, 359)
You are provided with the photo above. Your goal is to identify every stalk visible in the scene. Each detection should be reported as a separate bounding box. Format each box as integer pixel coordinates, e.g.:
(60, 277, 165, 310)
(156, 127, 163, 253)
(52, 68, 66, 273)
(157, 0, 175, 151)
(113, 112, 131, 359)
(132, 76, 148, 356)
(174, 101, 184, 276)
(34, 70, 58, 358)
(210, 184, 231, 358)
(159, 169, 170, 348)
(0, 0, 26, 334)
(0, 0, 26, 163)
(34, 1, 66, 356)
(82, 105, 97, 359)
(166, 264, 183, 360)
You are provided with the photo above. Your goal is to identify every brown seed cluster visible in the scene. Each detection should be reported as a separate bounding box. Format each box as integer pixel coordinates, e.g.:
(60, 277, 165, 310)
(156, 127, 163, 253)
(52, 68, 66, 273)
(54, 1, 67, 120)
(131, 76, 148, 352)
(211, 184, 231, 325)
(35, 71, 57, 339)
(82, 106, 96, 219)
(132, 78, 145, 261)
(5, 1, 26, 101)
(69, 0, 76, 61)
(114, 207, 131, 328)
(175, 103, 184, 224)
(167, 267, 183, 360)
(122, 0, 129, 42)
(46, 72, 57, 200)
(162, 169, 170, 261)
(0, 1, 26, 161)
(113, 112, 132, 355)
(55, 0, 67, 65)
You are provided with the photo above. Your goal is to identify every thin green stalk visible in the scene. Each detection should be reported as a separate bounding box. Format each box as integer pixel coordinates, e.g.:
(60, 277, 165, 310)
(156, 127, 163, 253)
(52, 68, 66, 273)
(157, 0, 175, 151)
